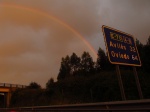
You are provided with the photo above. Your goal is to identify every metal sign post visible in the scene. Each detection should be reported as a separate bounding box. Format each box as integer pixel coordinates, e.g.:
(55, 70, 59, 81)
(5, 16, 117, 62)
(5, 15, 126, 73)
(116, 65, 126, 100)
(133, 67, 143, 99)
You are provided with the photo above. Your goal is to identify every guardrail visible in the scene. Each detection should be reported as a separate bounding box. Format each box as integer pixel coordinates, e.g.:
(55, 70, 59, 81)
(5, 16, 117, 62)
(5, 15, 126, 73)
(0, 99, 150, 111)
(0, 83, 26, 88)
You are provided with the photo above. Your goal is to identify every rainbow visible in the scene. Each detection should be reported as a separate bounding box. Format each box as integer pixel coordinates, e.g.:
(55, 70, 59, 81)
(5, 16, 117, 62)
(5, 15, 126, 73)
(0, 3, 97, 59)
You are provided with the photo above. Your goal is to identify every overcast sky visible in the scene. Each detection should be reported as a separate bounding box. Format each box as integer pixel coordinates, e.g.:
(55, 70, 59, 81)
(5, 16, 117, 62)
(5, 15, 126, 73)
(0, 0, 150, 87)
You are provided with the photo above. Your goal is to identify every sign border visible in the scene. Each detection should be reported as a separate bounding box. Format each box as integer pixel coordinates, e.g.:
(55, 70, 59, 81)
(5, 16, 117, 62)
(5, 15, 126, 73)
(102, 25, 141, 66)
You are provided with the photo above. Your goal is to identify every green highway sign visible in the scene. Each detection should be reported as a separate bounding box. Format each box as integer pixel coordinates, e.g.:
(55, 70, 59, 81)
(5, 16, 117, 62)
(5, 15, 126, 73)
(102, 25, 141, 66)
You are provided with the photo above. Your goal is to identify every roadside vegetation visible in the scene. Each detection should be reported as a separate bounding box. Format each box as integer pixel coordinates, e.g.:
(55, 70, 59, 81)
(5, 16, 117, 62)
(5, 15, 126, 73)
(10, 37, 150, 107)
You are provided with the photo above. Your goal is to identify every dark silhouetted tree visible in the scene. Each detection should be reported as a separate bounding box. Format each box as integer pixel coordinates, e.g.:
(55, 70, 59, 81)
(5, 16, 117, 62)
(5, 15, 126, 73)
(142, 36, 150, 72)
(96, 47, 114, 71)
(46, 78, 55, 96)
(70, 53, 81, 75)
(136, 39, 144, 70)
(46, 78, 54, 89)
(57, 55, 71, 80)
(28, 82, 41, 89)
(146, 36, 150, 45)
(81, 52, 95, 75)
(96, 47, 107, 71)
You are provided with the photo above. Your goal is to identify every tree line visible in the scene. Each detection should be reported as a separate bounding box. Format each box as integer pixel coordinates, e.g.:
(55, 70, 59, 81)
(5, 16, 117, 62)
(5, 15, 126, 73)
(57, 47, 114, 80)
(9, 37, 150, 107)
